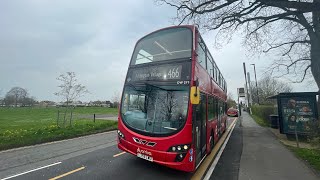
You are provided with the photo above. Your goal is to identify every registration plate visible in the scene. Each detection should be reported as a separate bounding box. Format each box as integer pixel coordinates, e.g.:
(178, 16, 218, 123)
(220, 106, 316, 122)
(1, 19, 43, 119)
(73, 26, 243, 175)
(137, 153, 153, 162)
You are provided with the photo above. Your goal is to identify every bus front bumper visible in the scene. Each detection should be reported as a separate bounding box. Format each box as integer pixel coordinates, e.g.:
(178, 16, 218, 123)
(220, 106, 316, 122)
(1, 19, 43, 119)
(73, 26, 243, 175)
(118, 137, 194, 172)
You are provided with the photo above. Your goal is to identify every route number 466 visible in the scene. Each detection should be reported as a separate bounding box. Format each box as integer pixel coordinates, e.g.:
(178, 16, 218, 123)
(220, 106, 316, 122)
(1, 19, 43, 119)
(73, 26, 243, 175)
(167, 68, 180, 78)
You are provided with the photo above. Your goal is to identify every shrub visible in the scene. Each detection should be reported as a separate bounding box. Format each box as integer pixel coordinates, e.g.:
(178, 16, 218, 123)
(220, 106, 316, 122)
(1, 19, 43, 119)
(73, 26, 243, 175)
(251, 105, 277, 125)
(307, 119, 320, 147)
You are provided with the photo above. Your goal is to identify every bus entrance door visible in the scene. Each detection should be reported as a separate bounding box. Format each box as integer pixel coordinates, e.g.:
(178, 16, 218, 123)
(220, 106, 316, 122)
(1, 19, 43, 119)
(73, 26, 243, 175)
(193, 94, 207, 167)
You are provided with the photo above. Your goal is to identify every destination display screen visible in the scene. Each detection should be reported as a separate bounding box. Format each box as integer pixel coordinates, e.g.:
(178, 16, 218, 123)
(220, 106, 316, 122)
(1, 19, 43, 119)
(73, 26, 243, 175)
(126, 62, 191, 83)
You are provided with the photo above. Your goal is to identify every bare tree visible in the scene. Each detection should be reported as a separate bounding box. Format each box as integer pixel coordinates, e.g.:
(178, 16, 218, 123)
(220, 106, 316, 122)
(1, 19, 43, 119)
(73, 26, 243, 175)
(0, 89, 3, 106)
(23, 96, 36, 106)
(158, 0, 320, 103)
(111, 91, 121, 108)
(159, 91, 179, 121)
(250, 76, 292, 104)
(54, 72, 88, 126)
(5, 87, 28, 107)
(227, 92, 237, 108)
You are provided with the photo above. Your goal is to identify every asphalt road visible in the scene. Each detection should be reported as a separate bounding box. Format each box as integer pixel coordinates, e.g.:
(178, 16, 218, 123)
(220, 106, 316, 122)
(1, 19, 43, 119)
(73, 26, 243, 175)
(0, 118, 239, 180)
(210, 120, 242, 180)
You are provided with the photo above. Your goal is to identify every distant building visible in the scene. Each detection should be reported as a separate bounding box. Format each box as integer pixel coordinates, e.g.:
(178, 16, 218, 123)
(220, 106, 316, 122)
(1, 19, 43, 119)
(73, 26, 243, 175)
(39, 101, 56, 107)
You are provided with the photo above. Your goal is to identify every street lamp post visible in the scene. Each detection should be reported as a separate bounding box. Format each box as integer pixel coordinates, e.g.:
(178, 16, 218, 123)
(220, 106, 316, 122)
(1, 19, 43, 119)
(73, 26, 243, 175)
(251, 64, 259, 105)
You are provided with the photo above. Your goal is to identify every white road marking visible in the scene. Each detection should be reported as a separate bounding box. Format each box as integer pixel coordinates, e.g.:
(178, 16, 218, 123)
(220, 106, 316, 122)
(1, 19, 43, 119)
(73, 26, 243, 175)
(203, 121, 237, 180)
(1, 162, 62, 180)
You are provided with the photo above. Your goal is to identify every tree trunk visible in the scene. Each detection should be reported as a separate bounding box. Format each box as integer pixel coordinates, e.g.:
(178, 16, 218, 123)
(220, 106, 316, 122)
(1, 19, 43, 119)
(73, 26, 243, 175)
(310, 40, 320, 120)
(312, 0, 320, 119)
(69, 108, 73, 126)
(15, 94, 17, 107)
(63, 102, 68, 127)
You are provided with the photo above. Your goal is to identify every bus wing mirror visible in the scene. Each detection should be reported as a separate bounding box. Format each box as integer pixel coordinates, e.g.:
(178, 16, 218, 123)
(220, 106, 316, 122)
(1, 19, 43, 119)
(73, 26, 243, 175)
(190, 86, 200, 105)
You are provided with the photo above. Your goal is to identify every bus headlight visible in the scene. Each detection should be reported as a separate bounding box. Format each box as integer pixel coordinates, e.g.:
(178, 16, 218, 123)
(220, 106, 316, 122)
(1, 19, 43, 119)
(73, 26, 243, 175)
(168, 144, 190, 152)
(183, 145, 188, 150)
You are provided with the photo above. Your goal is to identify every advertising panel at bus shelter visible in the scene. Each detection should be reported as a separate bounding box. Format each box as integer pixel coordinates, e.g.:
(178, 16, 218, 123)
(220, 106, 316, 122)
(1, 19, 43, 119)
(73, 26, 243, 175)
(279, 94, 318, 135)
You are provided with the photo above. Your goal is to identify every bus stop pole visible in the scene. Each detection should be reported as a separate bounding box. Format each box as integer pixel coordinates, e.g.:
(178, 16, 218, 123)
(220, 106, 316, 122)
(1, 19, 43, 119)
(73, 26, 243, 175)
(238, 95, 242, 127)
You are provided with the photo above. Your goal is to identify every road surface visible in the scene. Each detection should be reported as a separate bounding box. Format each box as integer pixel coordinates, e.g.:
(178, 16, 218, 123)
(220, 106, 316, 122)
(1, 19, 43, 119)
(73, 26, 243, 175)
(0, 114, 318, 180)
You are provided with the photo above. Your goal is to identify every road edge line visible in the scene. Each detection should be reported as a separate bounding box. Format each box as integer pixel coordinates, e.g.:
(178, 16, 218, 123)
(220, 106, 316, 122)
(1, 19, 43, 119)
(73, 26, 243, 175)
(191, 117, 238, 180)
(203, 121, 237, 179)
(49, 166, 85, 180)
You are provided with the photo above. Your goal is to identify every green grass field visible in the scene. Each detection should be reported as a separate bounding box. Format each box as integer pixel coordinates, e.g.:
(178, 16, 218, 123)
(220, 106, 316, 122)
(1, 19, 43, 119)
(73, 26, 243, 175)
(0, 107, 119, 150)
(0, 107, 118, 131)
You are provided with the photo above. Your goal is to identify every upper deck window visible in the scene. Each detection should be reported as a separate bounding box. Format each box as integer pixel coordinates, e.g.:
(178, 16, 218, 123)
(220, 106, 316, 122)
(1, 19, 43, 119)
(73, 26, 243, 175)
(131, 27, 192, 65)
(207, 54, 213, 78)
(198, 38, 206, 69)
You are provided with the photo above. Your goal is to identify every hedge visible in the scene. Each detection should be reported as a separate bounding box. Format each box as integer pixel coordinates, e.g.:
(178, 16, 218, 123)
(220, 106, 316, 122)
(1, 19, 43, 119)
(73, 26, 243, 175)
(251, 105, 277, 125)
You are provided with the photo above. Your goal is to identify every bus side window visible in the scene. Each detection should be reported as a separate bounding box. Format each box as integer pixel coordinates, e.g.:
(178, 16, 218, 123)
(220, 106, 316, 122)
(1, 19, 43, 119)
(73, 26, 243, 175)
(207, 59, 213, 78)
(219, 100, 222, 115)
(208, 96, 214, 121)
(197, 38, 206, 69)
(213, 97, 217, 118)
(214, 66, 218, 82)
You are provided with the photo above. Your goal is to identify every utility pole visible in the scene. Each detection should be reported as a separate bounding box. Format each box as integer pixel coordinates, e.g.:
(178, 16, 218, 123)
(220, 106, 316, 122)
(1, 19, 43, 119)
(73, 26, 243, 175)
(251, 64, 259, 105)
(243, 62, 250, 107)
(247, 72, 253, 106)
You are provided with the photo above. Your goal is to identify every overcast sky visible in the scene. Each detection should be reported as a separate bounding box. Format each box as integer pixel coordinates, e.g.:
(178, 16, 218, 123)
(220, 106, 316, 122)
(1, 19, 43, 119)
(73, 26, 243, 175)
(0, 0, 317, 102)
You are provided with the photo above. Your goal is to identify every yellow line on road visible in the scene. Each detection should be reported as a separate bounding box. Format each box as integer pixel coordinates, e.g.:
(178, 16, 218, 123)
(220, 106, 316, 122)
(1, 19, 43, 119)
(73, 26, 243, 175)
(113, 151, 126, 157)
(191, 117, 238, 180)
(48, 166, 85, 180)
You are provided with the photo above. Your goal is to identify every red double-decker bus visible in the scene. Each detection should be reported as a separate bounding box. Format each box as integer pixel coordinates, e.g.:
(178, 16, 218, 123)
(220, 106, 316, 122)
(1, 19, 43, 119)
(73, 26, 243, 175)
(117, 25, 228, 172)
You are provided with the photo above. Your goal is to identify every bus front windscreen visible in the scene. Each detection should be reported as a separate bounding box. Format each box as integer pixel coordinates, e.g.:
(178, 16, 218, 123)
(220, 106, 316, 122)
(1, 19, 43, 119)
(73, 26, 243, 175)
(131, 27, 192, 65)
(121, 84, 189, 136)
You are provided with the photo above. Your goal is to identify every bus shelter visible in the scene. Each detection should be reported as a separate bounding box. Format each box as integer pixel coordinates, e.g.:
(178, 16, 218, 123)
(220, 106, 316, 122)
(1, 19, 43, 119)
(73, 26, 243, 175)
(268, 92, 319, 136)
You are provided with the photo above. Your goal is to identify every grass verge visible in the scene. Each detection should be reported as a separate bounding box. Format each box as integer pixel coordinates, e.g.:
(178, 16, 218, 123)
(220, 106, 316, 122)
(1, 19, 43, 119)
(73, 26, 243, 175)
(0, 107, 118, 131)
(251, 114, 269, 127)
(287, 146, 320, 172)
(0, 120, 118, 151)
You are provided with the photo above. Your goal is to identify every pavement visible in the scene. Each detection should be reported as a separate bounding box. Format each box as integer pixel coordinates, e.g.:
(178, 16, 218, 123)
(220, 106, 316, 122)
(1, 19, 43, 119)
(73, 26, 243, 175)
(238, 111, 319, 180)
